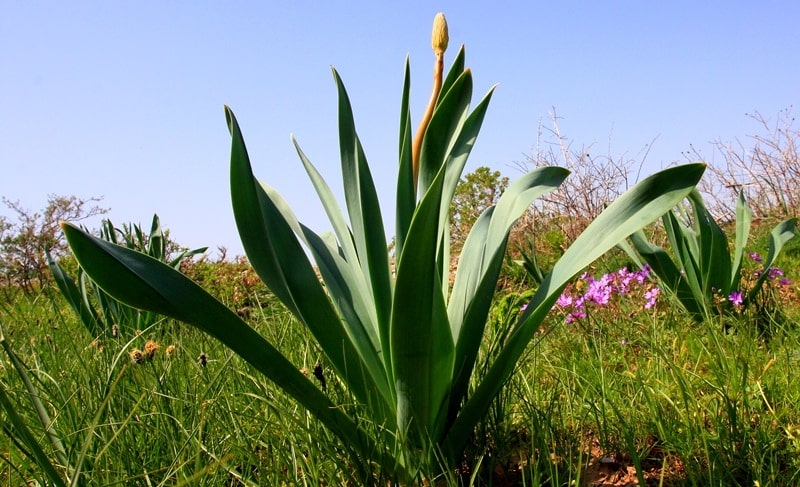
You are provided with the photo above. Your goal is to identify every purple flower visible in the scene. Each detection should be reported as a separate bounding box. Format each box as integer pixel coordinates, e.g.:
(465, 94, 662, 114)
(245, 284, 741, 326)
(748, 252, 763, 263)
(643, 287, 660, 309)
(728, 290, 744, 308)
(767, 267, 785, 280)
(565, 310, 587, 324)
(779, 278, 792, 287)
(520, 303, 528, 312)
(583, 274, 614, 305)
(555, 293, 573, 308)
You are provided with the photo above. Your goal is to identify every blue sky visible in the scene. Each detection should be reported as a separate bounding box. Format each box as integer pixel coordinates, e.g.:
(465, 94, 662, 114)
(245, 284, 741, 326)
(2, 2, 798, 257)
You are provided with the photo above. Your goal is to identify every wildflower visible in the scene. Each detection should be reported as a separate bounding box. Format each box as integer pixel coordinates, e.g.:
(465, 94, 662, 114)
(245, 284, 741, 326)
(565, 310, 586, 324)
(165, 344, 177, 358)
(620, 338, 628, 346)
(520, 303, 528, 312)
(748, 252, 763, 263)
(643, 287, 660, 309)
(555, 292, 573, 308)
(728, 290, 744, 309)
(779, 278, 792, 287)
(585, 274, 612, 305)
(767, 267, 784, 280)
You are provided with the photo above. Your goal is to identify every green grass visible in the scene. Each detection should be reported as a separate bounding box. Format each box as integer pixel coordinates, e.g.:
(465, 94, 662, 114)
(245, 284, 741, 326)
(1, 221, 798, 485)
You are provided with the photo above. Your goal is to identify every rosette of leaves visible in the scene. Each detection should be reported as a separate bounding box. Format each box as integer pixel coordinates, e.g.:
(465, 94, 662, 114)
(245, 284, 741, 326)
(48, 214, 206, 335)
(627, 189, 796, 321)
(59, 15, 705, 482)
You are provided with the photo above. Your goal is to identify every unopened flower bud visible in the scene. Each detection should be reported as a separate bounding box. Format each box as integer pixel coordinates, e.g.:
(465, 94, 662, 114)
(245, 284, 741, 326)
(431, 13, 449, 55)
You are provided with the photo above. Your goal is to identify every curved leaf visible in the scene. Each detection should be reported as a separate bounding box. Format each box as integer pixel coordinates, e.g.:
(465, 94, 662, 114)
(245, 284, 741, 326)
(60, 222, 384, 464)
(444, 163, 706, 455)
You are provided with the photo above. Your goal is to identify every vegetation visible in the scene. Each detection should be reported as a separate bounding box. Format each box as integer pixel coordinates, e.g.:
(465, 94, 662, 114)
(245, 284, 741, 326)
(2, 13, 800, 487)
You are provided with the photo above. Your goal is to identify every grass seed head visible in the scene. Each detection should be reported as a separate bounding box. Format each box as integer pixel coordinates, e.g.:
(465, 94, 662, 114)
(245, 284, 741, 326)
(129, 349, 145, 364)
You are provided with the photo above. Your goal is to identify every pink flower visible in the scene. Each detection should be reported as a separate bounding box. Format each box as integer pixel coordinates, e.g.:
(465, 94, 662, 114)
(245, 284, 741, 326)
(643, 287, 660, 309)
(728, 290, 744, 308)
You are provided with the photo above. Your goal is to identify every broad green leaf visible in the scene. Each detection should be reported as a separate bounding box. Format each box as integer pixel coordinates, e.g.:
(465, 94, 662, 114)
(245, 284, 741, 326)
(227, 107, 384, 412)
(444, 163, 706, 455)
(293, 138, 360, 268)
(332, 69, 393, 341)
(445, 166, 568, 428)
(629, 230, 706, 320)
(47, 251, 102, 336)
(731, 191, 753, 290)
(745, 217, 797, 305)
(391, 167, 454, 442)
(396, 57, 415, 257)
(438, 45, 466, 105)
(257, 181, 394, 414)
(60, 222, 384, 465)
(418, 70, 472, 196)
(687, 190, 731, 296)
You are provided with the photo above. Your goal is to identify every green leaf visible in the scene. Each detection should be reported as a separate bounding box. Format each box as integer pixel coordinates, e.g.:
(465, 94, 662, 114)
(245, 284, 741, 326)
(227, 107, 387, 414)
(391, 165, 454, 442)
(443, 163, 706, 455)
(60, 222, 384, 465)
(438, 45, 466, 105)
(629, 230, 706, 319)
(47, 250, 102, 336)
(745, 217, 797, 305)
(418, 69, 472, 196)
(731, 191, 753, 290)
(332, 69, 394, 345)
(445, 166, 568, 428)
(396, 57, 415, 258)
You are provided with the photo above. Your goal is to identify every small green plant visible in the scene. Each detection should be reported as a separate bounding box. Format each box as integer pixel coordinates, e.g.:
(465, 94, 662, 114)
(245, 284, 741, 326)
(48, 214, 206, 336)
(627, 189, 796, 321)
(58, 14, 704, 482)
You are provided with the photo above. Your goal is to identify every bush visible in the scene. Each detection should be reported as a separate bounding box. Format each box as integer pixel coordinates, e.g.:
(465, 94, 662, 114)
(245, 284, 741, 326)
(0, 195, 107, 295)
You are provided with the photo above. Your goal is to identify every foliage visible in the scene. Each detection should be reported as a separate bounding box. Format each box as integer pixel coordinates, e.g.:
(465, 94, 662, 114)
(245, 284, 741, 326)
(627, 189, 796, 322)
(0, 195, 107, 295)
(450, 166, 509, 251)
(57, 15, 704, 482)
(48, 214, 206, 336)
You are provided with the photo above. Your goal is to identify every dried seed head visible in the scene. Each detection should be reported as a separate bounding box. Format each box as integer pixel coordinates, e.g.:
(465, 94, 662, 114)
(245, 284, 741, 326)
(313, 363, 327, 391)
(143, 340, 159, 359)
(165, 345, 176, 358)
(431, 13, 449, 55)
(198, 352, 207, 367)
(129, 349, 144, 364)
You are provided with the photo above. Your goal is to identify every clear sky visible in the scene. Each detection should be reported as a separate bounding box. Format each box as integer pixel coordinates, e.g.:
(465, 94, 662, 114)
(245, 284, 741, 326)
(2, 1, 798, 257)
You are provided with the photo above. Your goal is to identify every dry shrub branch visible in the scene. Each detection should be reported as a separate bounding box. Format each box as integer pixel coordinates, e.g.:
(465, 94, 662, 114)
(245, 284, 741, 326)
(694, 107, 800, 221)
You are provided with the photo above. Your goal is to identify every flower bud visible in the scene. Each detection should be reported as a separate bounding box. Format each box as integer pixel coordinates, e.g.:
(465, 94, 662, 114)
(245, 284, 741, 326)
(431, 13, 448, 55)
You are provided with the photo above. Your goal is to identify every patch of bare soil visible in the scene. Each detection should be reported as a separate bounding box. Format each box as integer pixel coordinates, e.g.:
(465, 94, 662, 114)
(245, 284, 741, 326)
(488, 432, 687, 487)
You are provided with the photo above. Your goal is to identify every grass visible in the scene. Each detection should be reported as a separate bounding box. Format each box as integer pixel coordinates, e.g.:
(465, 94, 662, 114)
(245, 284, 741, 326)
(1, 219, 799, 485)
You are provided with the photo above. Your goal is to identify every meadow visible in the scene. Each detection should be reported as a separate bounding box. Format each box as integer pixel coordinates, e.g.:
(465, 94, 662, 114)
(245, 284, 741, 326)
(1, 208, 798, 486)
(3, 13, 800, 486)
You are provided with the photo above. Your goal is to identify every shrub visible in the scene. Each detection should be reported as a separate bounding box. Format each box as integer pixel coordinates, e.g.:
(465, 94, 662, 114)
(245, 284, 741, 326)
(0, 195, 107, 295)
